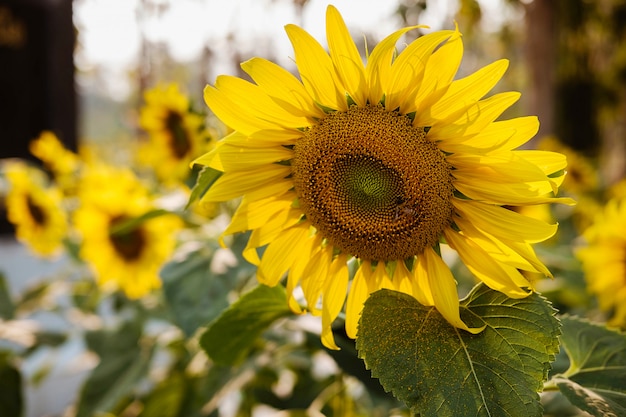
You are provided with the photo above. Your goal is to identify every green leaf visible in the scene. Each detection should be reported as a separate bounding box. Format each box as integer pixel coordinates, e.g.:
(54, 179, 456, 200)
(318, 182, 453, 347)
(0, 273, 15, 320)
(161, 246, 231, 337)
(109, 209, 172, 236)
(0, 355, 22, 417)
(138, 372, 187, 417)
(356, 284, 560, 417)
(199, 284, 293, 365)
(553, 316, 626, 417)
(76, 321, 153, 417)
(161, 233, 256, 337)
(186, 166, 222, 209)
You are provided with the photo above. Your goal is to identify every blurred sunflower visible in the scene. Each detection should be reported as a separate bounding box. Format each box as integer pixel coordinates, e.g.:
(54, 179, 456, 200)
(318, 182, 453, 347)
(537, 136, 598, 195)
(139, 83, 211, 184)
(29, 131, 81, 193)
(4, 162, 68, 257)
(194, 5, 573, 348)
(74, 165, 181, 298)
(577, 198, 626, 328)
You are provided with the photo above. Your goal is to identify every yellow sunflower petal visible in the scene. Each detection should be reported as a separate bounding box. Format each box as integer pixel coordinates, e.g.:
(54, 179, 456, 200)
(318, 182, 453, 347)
(242, 208, 302, 265)
(258, 224, 311, 286)
(285, 23, 344, 110)
(428, 92, 521, 139)
(198, 143, 293, 172)
(286, 231, 320, 314)
(215, 75, 310, 128)
(413, 28, 463, 118)
(321, 253, 349, 350)
(412, 254, 435, 306)
(202, 165, 291, 202)
(300, 245, 333, 315)
(453, 217, 551, 278)
(345, 261, 372, 339)
(204, 84, 276, 135)
(423, 246, 483, 333)
(326, 5, 367, 106)
(444, 229, 531, 298)
(386, 30, 457, 113)
(436, 116, 539, 154)
(223, 193, 295, 241)
(453, 199, 557, 243)
(241, 57, 323, 118)
(365, 25, 425, 104)
(425, 59, 509, 123)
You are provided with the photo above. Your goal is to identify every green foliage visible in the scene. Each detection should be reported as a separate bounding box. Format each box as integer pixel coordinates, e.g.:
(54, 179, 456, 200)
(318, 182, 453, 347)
(76, 320, 154, 417)
(161, 246, 233, 337)
(552, 316, 626, 416)
(0, 354, 22, 417)
(200, 284, 293, 366)
(357, 284, 561, 417)
(0, 273, 15, 320)
(186, 166, 222, 209)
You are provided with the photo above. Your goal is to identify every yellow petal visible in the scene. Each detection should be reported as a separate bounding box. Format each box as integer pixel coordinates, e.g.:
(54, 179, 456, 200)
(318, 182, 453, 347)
(423, 59, 508, 124)
(242, 208, 302, 264)
(413, 28, 463, 119)
(215, 75, 310, 128)
(321, 253, 349, 350)
(285, 23, 344, 110)
(412, 254, 435, 306)
(365, 25, 425, 104)
(453, 199, 557, 243)
(386, 30, 457, 113)
(286, 231, 320, 314)
(202, 165, 291, 202)
(241, 57, 323, 119)
(201, 143, 293, 172)
(258, 224, 310, 286)
(444, 229, 531, 298)
(326, 5, 367, 106)
(223, 193, 295, 241)
(436, 116, 539, 154)
(345, 261, 374, 339)
(452, 216, 550, 279)
(300, 245, 333, 315)
(428, 92, 521, 140)
(423, 246, 483, 333)
(204, 84, 275, 135)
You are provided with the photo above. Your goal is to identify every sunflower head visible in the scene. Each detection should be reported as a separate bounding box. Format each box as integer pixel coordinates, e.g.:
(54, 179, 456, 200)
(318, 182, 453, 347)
(577, 198, 626, 328)
(4, 162, 68, 257)
(139, 83, 212, 184)
(193, 5, 573, 348)
(74, 164, 181, 298)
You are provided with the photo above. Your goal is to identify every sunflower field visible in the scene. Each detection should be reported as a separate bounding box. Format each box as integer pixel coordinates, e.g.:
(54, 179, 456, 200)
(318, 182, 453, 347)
(1, 1, 626, 417)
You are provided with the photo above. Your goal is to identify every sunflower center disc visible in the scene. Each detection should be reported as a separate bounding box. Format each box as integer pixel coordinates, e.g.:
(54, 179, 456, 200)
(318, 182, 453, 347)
(292, 105, 455, 261)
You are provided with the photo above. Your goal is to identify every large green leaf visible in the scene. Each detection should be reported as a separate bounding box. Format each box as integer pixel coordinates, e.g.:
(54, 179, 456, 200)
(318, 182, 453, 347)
(199, 284, 293, 366)
(161, 246, 231, 337)
(357, 284, 560, 417)
(76, 320, 153, 417)
(161, 233, 256, 337)
(553, 316, 626, 417)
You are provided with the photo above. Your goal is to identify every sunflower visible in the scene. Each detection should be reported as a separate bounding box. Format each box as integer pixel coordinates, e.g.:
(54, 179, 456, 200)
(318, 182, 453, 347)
(4, 162, 68, 257)
(577, 198, 626, 328)
(139, 83, 211, 183)
(74, 164, 181, 298)
(29, 131, 81, 193)
(193, 6, 573, 348)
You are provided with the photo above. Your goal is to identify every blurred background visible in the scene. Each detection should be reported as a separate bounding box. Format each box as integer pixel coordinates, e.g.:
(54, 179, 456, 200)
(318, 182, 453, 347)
(1, 0, 626, 416)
